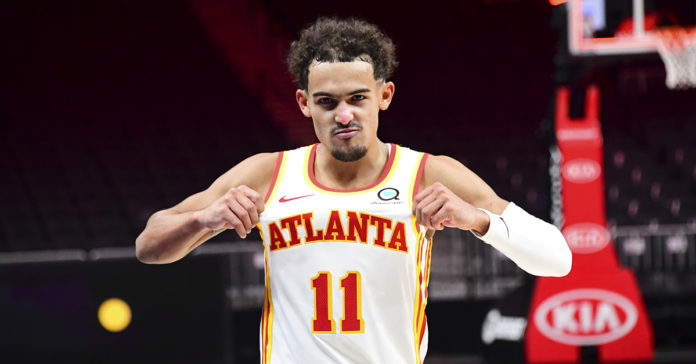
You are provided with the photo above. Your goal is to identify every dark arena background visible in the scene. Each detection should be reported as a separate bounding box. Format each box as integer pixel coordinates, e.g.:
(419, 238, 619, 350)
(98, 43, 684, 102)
(2, 0, 696, 363)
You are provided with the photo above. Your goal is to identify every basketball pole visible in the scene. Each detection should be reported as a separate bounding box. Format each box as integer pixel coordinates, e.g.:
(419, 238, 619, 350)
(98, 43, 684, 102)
(633, 0, 645, 38)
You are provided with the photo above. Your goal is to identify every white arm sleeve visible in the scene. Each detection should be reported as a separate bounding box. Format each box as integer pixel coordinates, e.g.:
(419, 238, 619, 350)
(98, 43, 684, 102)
(473, 202, 572, 277)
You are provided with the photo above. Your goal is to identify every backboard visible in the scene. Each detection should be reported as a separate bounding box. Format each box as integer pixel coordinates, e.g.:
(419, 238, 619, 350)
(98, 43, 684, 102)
(567, 0, 696, 56)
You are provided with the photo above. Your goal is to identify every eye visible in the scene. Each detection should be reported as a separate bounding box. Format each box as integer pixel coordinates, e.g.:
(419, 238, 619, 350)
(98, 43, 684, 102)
(317, 97, 335, 105)
(351, 95, 366, 102)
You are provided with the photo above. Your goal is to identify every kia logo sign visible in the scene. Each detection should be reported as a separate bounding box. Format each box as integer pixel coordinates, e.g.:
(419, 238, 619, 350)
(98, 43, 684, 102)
(562, 159, 601, 183)
(534, 289, 638, 346)
(562, 223, 610, 254)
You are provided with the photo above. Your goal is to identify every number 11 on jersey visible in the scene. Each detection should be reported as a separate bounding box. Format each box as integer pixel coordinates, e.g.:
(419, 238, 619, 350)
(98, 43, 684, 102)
(311, 271, 364, 334)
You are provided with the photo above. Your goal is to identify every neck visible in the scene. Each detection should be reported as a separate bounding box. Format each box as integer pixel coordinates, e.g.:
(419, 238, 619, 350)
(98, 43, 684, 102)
(314, 140, 389, 190)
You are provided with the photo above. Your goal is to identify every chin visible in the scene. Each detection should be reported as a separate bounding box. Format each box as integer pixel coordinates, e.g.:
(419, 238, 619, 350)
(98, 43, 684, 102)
(330, 144, 367, 162)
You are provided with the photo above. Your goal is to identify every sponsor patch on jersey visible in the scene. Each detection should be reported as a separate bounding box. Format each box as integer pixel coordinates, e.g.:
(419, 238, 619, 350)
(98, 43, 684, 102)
(378, 188, 399, 201)
(372, 187, 403, 205)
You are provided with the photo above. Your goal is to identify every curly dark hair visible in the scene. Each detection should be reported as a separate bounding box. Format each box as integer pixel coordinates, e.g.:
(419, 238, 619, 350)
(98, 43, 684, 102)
(287, 17, 398, 90)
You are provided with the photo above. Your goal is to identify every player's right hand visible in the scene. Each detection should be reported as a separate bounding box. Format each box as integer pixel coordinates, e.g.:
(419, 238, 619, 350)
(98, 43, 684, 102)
(195, 185, 264, 238)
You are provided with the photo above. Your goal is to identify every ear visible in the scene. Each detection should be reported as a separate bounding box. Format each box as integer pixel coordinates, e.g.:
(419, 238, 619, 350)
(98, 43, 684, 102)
(378, 81, 395, 111)
(296, 89, 312, 117)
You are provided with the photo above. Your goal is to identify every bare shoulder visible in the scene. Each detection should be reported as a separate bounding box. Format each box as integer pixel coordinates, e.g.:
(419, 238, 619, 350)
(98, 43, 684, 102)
(421, 154, 508, 213)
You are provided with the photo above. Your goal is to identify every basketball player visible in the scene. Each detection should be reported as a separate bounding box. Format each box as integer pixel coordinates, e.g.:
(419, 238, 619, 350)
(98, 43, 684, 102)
(136, 17, 572, 363)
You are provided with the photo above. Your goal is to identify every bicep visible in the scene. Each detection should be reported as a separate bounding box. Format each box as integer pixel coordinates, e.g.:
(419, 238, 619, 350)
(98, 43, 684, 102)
(421, 154, 508, 214)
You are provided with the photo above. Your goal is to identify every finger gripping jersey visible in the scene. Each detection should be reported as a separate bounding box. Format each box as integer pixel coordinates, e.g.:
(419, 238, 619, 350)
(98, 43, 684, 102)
(258, 143, 432, 364)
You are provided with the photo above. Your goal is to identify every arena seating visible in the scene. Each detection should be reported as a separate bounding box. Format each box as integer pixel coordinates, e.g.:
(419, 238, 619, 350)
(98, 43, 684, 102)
(1, 0, 693, 294)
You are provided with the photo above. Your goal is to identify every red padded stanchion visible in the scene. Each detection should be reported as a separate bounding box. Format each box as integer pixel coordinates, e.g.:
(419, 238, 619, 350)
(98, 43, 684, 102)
(525, 86, 653, 363)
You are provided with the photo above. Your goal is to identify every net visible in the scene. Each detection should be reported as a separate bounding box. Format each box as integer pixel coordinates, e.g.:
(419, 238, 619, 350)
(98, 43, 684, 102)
(655, 27, 696, 90)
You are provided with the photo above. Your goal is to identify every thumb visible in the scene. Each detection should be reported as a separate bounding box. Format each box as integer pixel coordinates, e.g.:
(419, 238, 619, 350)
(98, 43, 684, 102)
(429, 208, 452, 230)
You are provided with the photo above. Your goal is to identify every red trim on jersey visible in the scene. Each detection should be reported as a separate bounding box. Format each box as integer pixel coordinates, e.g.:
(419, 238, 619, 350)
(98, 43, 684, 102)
(307, 143, 397, 193)
(410, 153, 428, 235)
(419, 314, 427, 346)
(261, 241, 273, 364)
(262, 298, 269, 363)
(424, 238, 433, 301)
(415, 290, 424, 338)
(264, 151, 285, 203)
(419, 234, 426, 286)
(262, 283, 267, 362)
(411, 153, 429, 203)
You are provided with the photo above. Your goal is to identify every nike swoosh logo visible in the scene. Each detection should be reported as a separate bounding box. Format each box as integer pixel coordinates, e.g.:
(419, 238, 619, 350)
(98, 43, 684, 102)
(279, 194, 314, 203)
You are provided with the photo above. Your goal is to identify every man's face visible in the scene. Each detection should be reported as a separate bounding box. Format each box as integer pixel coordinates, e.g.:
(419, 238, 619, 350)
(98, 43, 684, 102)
(296, 60, 394, 162)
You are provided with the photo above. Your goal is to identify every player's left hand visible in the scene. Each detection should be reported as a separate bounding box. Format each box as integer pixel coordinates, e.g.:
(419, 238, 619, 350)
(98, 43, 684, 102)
(413, 182, 490, 235)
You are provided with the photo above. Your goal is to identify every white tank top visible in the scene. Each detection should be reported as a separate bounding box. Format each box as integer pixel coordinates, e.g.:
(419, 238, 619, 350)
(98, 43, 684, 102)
(258, 143, 432, 364)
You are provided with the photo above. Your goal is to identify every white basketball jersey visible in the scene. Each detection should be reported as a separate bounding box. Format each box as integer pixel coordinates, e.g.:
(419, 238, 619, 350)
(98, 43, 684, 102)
(257, 143, 432, 364)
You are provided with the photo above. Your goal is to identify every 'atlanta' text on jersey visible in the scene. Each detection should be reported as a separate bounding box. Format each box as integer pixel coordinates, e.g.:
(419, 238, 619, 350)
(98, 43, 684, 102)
(267, 210, 408, 253)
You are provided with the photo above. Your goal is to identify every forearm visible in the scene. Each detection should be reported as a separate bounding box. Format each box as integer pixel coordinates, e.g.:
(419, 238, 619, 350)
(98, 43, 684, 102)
(474, 202, 572, 277)
(135, 209, 214, 264)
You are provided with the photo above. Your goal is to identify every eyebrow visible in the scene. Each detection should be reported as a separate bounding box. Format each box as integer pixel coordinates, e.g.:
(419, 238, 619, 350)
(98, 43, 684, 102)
(312, 88, 371, 97)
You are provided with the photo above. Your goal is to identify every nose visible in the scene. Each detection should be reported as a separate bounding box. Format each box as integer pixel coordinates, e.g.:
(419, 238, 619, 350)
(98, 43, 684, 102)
(334, 102, 353, 125)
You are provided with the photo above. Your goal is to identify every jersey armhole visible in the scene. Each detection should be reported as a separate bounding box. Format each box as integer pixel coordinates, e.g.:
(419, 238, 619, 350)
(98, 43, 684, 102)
(411, 153, 430, 204)
(263, 151, 287, 206)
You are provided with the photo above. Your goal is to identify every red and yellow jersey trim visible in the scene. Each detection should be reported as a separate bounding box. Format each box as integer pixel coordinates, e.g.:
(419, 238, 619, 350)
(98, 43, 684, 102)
(424, 238, 433, 303)
(411, 232, 433, 364)
(408, 153, 429, 212)
(420, 236, 433, 344)
(264, 151, 288, 208)
(303, 143, 400, 195)
(261, 235, 274, 364)
(412, 232, 425, 364)
(408, 152, 428, 246)
(407, 152, 430, 363)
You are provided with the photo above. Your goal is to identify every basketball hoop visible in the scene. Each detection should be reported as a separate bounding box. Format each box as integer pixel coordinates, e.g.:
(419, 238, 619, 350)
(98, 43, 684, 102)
(655, 27, 696, 90)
